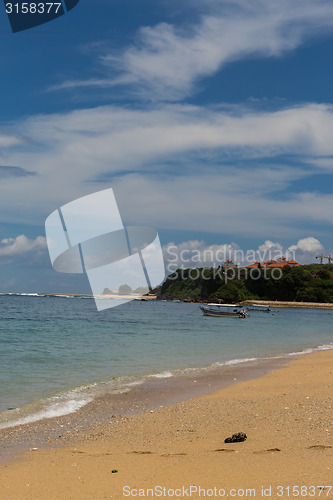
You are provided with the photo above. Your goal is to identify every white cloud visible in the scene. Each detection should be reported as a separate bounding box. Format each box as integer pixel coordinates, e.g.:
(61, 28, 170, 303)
(256, 240, 284, 262)
(288, 237, 323, 254)
(114, 174, 333, 239)
(55, 0, 333, 100)
(13, 102, 333, 171)
(0, 235, 47, 257)
(257, 240, 283, 254)
(1, 103, 333, 238)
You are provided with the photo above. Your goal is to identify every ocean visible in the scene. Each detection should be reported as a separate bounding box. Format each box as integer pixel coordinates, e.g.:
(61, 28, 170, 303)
(0, 294, 332, 430)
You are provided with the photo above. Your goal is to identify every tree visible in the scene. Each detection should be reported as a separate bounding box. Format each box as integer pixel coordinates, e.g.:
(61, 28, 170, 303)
(316, 269, 332, 280)
(216, 282, 241, 302)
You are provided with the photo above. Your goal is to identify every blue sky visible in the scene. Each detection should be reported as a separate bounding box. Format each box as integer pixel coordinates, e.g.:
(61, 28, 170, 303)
(1, 0, 333, 292)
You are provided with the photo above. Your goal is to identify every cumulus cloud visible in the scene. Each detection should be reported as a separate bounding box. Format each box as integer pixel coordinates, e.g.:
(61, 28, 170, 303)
(257, 240, 284, 256)
(0, 235, 47, 258)
(55, 0, 333, 100)
(288, 237, 324, 254)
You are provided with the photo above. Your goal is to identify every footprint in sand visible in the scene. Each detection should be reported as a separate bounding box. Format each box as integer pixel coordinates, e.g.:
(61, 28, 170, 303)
(131, 451, 154, 454)
(68, 450, 113, 457)
(161, 453, 187, 457)
(308, 445, 332, 450)
(215, 448, 236, 453)
(253, 448, 281, 454)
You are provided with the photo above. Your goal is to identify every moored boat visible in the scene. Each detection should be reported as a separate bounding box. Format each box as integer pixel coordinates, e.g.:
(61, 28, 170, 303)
(200, 303, 248, 318)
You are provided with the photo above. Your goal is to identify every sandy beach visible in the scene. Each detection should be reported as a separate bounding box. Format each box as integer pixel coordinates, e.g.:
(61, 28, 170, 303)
(242, 300, 333, 309)
(1, 349, 333, 499)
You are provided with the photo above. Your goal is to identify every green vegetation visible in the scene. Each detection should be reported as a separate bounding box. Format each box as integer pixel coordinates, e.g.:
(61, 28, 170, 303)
(157, 265, 333, 303)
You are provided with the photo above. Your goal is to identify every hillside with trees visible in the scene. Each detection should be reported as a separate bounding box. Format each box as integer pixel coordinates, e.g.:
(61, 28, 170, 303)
(157, 265, 333, 303)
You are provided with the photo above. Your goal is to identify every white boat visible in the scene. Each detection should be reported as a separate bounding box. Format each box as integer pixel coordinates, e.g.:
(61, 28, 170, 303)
(245, 304, 270, 312)
(200, 303, 248, 318)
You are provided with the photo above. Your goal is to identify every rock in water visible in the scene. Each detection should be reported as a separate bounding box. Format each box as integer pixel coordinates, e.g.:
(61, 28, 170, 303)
(224, 432, 247, 443)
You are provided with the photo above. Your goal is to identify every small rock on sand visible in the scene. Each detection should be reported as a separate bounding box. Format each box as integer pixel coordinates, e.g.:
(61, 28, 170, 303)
(224, 432, 247, 443)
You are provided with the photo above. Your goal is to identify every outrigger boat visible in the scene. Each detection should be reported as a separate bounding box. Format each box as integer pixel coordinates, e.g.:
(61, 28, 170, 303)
(200, 303, 248, 318)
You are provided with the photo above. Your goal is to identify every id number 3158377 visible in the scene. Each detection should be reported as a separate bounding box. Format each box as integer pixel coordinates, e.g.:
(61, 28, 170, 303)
(5, 3, 62, 14)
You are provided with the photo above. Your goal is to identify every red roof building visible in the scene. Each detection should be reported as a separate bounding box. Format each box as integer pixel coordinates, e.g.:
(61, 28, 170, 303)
(246, 256, 301, 269)
(246, 261, 262, 269)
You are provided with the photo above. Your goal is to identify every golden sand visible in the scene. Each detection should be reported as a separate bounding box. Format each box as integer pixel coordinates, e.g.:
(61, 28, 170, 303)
(1, 349, 333, 499)
(242, 300, 333, 309)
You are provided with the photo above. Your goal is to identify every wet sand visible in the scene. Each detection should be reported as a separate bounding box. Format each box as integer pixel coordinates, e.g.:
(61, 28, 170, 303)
(1, 349, 333, 499)
(0, 356, 286, 462)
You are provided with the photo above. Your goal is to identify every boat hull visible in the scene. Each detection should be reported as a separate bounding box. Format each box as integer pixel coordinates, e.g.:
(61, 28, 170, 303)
(200, 307, 247, 318)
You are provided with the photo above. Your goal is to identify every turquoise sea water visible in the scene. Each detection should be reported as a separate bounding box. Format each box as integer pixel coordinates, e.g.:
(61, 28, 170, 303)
(0, 295, 332, 429)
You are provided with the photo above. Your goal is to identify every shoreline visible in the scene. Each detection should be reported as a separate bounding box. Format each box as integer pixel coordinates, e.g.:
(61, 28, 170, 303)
(1, 349, 333, 498)
(0, 353, 290, 462)
(3, 293, 333, 309)
(1, 341, 332, 460)
(2, 297, 333, 433)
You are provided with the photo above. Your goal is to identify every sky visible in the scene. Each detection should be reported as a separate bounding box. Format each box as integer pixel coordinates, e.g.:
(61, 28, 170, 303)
(1, 0, 333, 292)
